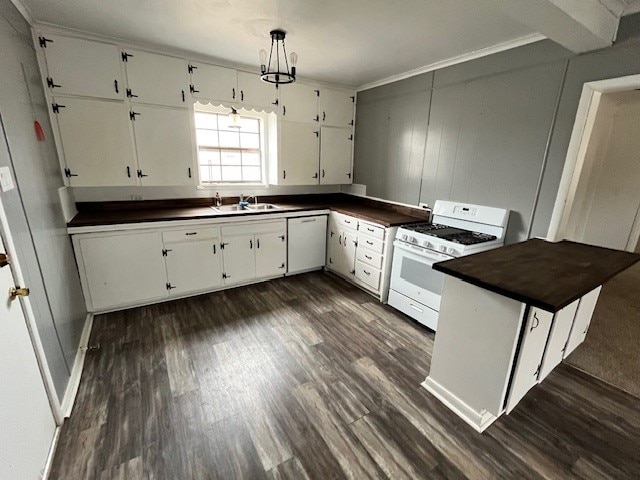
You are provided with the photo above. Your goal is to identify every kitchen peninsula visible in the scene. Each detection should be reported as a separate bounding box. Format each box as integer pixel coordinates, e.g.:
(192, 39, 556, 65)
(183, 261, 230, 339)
(423, 239, 640, 432)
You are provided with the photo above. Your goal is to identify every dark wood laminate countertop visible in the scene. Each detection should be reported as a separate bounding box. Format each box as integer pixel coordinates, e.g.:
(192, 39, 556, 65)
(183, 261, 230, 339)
(67, 194, 429, 228)
(433, 239, 640, 312)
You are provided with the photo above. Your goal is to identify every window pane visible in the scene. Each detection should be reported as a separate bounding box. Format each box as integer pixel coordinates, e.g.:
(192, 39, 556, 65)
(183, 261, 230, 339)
(217, 114, 238, 131)
(240, 132, 260, 149)
(242, 166, 262, 182)
(198, 149, 221, 165)
(196, 129, 219, 147)
(219, 130, 240, 148)
(220, 150, 241, 165)
(199, 165, 212, 183)
(194, 112, 218, 130)
(221, 166, 242, 182)
(242, 152, 261, 166)
(238, 117, 260, 133)
(211, 166, 222, 182)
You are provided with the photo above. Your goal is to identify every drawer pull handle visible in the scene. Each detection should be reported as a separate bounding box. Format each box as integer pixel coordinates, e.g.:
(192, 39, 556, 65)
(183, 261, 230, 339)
(367, 227, 374, 232)
(363, 270, 370, 275)
(185, 232, 197, 236)
(301, 218, 316, 223)
(409, 303, 424, 313)
(344, 220, 351, 224)
(530, 313, 540, 332)
(365, 255, 372, 260)
(366, 240, 373, 245)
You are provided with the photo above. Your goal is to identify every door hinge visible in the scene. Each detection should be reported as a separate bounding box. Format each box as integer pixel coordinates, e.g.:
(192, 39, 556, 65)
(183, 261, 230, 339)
(129, 111, 141, 121)
(329, 257, 333, 264)
(188, 64, 197, 74)
(349, 119, 354, 126)
(162, 248, 172, 257)
(189, 84, 199, 94)
(38, 36, 53, 48)
(222, 273, 227, 279)
(121, 51, 133, 62)
(314, 89, 320, 97)
(137, 170, 148, 178)
(166, 282, 176, 290)
(52, 103, 65, 114)
(46, 77, 61, 89)
(350, 269, 355, 275)
(350, 95, 355, 103)
(348, 134, 353, 141)
(126, 88, 138, 99)
(220, 242, 228, 250)
(279, 263, 285, 269)
(279, 235, 285, 241)
(347, 172, 352, 179)
(64, 168, 78, 178)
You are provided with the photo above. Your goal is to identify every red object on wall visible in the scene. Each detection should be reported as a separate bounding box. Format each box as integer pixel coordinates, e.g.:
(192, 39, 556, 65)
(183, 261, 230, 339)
(34, 120, 45, 142)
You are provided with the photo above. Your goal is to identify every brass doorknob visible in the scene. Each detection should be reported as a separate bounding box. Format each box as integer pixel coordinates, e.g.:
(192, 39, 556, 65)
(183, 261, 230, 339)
(0, 253, 8, 268)
(9, 286, 29, 299)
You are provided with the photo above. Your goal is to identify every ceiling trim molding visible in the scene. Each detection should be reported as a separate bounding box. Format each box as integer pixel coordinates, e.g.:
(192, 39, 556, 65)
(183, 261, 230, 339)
(9, 0, 34, 25)
(357, 33, 546, 92)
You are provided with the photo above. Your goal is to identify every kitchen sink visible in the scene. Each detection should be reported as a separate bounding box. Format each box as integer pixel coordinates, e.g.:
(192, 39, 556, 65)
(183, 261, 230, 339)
(211, 205, 251, 213)
(249, 203, 280, 210)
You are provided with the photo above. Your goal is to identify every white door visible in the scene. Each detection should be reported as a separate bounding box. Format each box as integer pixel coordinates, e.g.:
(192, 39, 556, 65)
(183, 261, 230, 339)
(42, 34, 123, 99)
(54, 96, 137, 186)
(221, 234, 255, 284)
(237, 71, 278, 109)
(0, 208, 56, 480)
(287, 216, 327, 274)
(131, 105, 194, 185)
(189, 62, 237, 103)
(78, 232, 167, 311)
(564, 287, 602, 357)
(320, 126, 353, 185)
(255, 232, 286, 278)
(164, 240, 222, 295)
(506, 308, 553, 413)
(278, 121, 319, 185)
(279, 81, 318, 123)
(123, 49, 188, 107)
(319, 87, 354, 127)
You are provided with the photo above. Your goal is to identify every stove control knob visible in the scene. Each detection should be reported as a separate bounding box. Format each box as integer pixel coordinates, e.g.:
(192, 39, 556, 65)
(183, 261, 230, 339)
(400, 234, 408, 241)
(439, 245, 447, 253)
(423, 240, 431, 248)
(447, 247, 457, 255)
(409, 236, 417, 244)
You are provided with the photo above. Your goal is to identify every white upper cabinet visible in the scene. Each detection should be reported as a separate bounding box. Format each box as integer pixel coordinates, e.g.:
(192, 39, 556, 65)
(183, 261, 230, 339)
(279, 82, 318, 123)
(40, 34, 123, 100)
(130, 105, 194, 186)
(319, 88, 355, 128)
(320, 126, 353, 185)
(189, 62, 237, 103)
(277, 121, 320, 185)
(237, 71, 278, 109)
(54, 96, 136, 186)
(123, 49, 188, 107)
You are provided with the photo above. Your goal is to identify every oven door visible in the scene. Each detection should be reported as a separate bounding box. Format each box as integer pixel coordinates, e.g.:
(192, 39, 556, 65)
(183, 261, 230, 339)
(390, 241, 451, 311)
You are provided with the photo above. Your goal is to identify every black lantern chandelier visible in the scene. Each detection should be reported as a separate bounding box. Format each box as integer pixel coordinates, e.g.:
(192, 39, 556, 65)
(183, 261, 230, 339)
(259, 29, 297, 85)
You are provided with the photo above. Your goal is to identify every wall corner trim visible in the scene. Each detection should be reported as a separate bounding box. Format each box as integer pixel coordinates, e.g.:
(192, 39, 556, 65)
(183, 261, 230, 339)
(356, 33, 547, 92)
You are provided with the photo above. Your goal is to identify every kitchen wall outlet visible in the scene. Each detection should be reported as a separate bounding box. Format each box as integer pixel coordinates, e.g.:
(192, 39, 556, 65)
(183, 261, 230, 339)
(0, 166, 15, 192)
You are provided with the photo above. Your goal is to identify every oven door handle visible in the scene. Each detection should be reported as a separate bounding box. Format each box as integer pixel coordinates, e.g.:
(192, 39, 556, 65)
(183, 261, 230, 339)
(393, 241, 451, 263)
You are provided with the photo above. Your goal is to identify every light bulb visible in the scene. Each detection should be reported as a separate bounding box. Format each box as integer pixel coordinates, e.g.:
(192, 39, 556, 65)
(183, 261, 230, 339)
(259, 49, 267, 65)
(229, 107, 240, 126)
(290, 51, 298, 67)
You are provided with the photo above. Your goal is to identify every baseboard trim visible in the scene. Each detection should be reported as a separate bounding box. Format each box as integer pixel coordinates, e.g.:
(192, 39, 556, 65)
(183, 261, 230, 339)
(42, 425, 61, 480)
(61, 313, 94, 417)
(422, 376, 497, 433)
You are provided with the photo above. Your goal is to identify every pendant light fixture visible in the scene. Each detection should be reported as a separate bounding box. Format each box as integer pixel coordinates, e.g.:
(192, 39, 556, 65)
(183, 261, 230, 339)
(259, 29, 297, 85)
(228, 106, 240, 127)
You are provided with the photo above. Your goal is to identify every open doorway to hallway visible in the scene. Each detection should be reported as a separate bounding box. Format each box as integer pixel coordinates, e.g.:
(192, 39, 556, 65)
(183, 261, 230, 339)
(553, 86, 640, 397)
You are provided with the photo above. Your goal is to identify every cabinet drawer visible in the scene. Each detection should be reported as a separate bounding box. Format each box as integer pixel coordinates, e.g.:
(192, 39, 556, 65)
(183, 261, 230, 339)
(331, 212, 357, 231)
(358, 221, 385, 240)
(357, 233, 384, 254)
(356, 247, 383, 269)
(355, 261, 381, 291)
(162, 227, 219, 243)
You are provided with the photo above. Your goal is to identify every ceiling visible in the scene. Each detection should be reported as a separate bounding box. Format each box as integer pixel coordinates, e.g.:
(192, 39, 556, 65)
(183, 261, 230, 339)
(19, 0, 541, 88)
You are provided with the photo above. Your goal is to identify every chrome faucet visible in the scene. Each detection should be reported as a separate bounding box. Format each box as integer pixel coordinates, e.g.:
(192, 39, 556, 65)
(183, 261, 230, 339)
(214, 192, 222, 207)
(239, 194, 258, 206)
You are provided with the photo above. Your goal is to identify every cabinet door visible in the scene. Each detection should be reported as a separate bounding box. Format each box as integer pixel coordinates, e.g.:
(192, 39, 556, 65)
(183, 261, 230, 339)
(343, 230, 358, 275)
(164, 240, 222, 295)
(79, 232, 166, 311)
(42, 34, 123, 99)
(54, 97, 137, 186)
(564, 287, 602, 358)
(320, 126, 353, 185)
(124, 49, 188, 107)
(505, 308, 553, 413)
(538, 300, 579, 381)
(237, 71, 278, 109)
(221, 234, 255, 284)
(131, 105, 194, 185)
(279, 82, 318, 123)
(327, 227, 344, 271)
(189, 62, 237, 103)
(255, 232, 286, 278)
(319, 88, 354, 127)
(278, 121, 319, 185)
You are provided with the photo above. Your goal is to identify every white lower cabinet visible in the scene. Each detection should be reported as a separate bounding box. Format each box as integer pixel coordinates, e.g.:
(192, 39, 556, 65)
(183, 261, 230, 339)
(221, 234, 256, 285)
(255, 232, 287, 278)
(326, 212, 395, 301)
(564, 287, 602, 357)
(75, 231, 167, 311)
(164, 239, 222, 295)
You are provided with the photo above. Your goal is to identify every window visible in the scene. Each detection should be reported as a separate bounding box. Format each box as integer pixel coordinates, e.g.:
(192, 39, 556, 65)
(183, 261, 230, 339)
(195, 108, 265, 184)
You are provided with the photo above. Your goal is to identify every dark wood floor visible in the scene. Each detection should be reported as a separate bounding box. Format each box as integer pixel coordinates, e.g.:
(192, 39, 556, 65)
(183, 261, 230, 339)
(50, 272, 640, 479)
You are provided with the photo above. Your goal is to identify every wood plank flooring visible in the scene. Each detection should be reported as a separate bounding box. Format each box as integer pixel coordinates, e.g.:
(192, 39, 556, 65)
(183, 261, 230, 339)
(49, 272, 640, 479)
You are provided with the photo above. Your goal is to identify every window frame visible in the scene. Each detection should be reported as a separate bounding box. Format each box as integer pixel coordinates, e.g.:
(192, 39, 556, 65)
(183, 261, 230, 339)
(193, 103, 272, 188)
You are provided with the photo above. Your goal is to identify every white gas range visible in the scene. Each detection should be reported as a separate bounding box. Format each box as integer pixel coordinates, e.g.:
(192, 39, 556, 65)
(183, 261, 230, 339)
(388, 200, 509, 331)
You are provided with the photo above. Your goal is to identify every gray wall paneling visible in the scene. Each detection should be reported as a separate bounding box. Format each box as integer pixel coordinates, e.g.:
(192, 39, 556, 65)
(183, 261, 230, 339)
(0, 0, 87, 400)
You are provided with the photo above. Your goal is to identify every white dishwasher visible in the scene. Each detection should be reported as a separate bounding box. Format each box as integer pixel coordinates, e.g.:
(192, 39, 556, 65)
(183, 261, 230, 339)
(287, 215, 328, 275)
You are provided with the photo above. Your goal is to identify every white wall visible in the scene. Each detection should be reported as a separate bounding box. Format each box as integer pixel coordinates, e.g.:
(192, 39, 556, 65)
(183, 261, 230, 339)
(565, 90, 640, 251)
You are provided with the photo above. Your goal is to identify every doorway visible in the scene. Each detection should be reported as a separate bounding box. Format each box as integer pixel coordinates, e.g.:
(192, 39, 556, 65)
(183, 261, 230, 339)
(548, 76, 640, 397)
